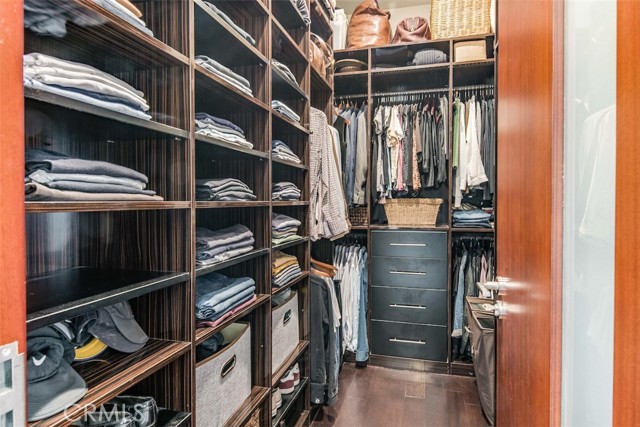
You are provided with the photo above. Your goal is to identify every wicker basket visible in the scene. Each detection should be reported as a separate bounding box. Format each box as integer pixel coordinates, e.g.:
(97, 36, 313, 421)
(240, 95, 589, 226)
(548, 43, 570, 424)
(384, 198, 443, 226)
(242, 409, 260, 427)
(454, 40, 487, 62)
(349, 206, 369, 226)
(430, 0, 492, 39)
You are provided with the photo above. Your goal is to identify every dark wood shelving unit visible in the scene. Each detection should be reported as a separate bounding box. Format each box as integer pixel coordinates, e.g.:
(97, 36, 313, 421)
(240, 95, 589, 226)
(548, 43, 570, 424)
(25, 201, 191, 213)
(294, 409, 312, 427)
(272, 236, 310, 251)
(272, 157, 309, 170)
(272, 65, 309, 101)
(451, 227, 495, 233)
(272, 201, 310, 207)
(194, 65, 270, 113)
(272, 109, 311, 134)
(272, 378, 309, 427)
(195, 248, 271, 277)
(272, 341, 310, 387)
(195, 201, 271, 209)
(272, 18, 308, 66)
(195, 133, 269, 160)
(271, 0, 307, 31)
(272, 271, 310, 296)
(224, 386, 271, 427)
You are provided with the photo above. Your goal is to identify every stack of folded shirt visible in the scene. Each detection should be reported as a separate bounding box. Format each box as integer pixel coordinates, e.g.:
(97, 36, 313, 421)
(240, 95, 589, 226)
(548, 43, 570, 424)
(272, 213, 302, 246)
(272, 100, 301, 122)
(201, 1, 255, 45)
(272, 251, 302, 288)
(452, 209, 493, 228)
(24, 0, 153, 38)
(195, 272, 256, 321)
(196, 224, 255, 265)
(197, 178, 256, 201)
(195, 55, 253, 96)
(272, 140, 302, 164)
(25, 148, 163, 201)
(24, 53, 152, 120)
(195, 112, 253, 149)
(272, 182, 301, 201)
(272, 59, 301, 90)
(293, 0, 311, 25)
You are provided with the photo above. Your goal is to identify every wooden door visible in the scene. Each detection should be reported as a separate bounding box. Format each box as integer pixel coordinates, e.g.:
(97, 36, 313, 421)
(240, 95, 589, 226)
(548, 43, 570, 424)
(495, 0, 563, 425)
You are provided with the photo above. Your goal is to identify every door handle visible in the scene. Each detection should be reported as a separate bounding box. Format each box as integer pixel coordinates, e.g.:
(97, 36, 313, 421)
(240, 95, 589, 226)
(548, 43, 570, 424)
(389, 338, 426, 345)
(389, 243, 426, 247)
(390, 270, 426, 276)
(494, 300, 507, 319)
(389, 303, 426, 310)
(484, 276, 510, 293)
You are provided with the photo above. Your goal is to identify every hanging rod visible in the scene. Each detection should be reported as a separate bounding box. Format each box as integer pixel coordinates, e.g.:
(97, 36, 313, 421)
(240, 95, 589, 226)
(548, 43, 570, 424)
(373, 87, 450, 97)
(335, 93, 369, 99)
(453, 83, 495, 91)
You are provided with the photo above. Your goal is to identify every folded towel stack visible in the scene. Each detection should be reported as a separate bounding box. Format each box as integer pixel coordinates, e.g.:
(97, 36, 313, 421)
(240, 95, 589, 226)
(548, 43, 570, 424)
(272, 100, 300, 122)
(195, 112, 254, 149)
(24, 148, 163, 201)
(24, 53, 152, 120)
(272, 251, 302, 287)
(452, 209, 493, 229)
(197, 178, 256, 201)
(272, 182, 301, 201)
(195, 55, 253, 96)
(201, 1, 255, 45)
(196, 224, 255, 265)
(272, 213, 302, 246)
(195, 272, 256, 320)
(272, 140, 302, 164)
(272, 59, 301, 90)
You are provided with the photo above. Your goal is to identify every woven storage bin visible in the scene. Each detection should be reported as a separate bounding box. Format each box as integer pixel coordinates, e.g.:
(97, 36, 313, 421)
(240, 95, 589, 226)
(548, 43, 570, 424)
(454, 40, 487, 62)
(349, 206, 368, 226)
(242, 409, 260, 427)
(384, 198, 443, 226)
(271, 290, 299, 372)
(430, 0, 491, 39)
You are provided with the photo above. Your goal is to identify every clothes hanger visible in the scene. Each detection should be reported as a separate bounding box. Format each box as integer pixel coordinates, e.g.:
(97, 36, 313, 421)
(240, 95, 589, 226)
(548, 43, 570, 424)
(311, 267, 331, 278)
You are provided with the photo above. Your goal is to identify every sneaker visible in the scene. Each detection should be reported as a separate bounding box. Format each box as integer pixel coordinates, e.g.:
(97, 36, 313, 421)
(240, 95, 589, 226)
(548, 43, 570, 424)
(291, 363, 300, 386)
(272, 387, 282, 417)
(278, 371, 295, 395)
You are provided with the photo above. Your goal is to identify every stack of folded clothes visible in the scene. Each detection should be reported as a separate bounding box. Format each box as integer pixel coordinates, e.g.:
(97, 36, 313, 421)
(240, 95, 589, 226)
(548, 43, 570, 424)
(272, 213, 302, 246)
(25, 148, 163, 201)
(272, 140, 302, 164)
(201, 1, 255, 45)
(293, 0, 311, 25)
(194, 272, 256, 324)
(272, 182, 301, 201)
(24, 0, 153, 38)
(197, 178, 256, 201)
(452, 209, 493, 228)
(272, 59, 301, 90)
(272, 251, 302, 288)
(272, 100, 301, 122)
(24, 53, 151, 120)
(196, 224, 255, 265)
(195, 112, 253, 149)
(195, 55, 253, 96)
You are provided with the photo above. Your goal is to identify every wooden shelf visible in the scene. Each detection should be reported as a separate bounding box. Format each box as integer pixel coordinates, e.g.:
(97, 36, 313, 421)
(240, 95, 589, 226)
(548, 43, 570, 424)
(272, 0, 307, 30)
(272, 65, 308, 101)
(272, 236, 309, 251)
(334, 70, 368, 77)
(195, 294, 271, 345)
(272, 110, 310, 135)
(310, 0, 332, 39)
(272, 201, 310, 206)
(225, 386, 271, 427)
(196, 201, 271, 209)
(25, 201, 191, 214)
(453, 58, 496, 67)
(350, 225, 369, 230)
(25, 88, 189, 139)
(369, 225, 450, 231)
(310, 63, 332, 92)
(272, 157, 309, 170)
(27, 268, 189, 330)
(30, 340, 190, 427)
(272, 378, 309, 427)
(371, 63, 450, 75)
(451, 227, 495, 233)
(158, 410, 191, 427)
(195, 65, 270, 113)
(196, 248, 270, 277)
(273, 271, 310, 296)
(294, 410, 311, 427)
(272, 341, 309, 387)
(196, 133, 269, 160)
(272, 18, 308, 65)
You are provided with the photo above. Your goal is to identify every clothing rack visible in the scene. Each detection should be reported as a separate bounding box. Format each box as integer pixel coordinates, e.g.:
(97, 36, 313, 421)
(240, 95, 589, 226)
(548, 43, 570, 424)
(453, 83, 495, 98)
(373, 87, 450, 97)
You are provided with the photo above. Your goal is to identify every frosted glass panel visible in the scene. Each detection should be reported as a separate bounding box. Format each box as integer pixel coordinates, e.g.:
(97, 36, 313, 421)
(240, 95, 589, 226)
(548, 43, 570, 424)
(562, 0, 616, 426)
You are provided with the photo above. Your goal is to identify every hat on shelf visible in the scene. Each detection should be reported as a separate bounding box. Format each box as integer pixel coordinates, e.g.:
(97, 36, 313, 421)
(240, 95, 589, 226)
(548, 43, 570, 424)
(411, 48, 448, 65)
(88, 301, 149, 354)
(335, 59, 367, 73)
(74, 337, 109, 361)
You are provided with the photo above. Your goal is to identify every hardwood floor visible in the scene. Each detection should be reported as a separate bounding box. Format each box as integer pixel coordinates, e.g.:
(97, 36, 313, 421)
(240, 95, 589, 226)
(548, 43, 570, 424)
(311, 364, 489, 427)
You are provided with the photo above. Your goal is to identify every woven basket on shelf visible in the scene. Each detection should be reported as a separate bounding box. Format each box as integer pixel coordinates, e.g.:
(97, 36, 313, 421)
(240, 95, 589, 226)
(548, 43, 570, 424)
(349, 206, 369, 226)
(454, 40, 487, 62)
(430, 0, 492, 39)
(242, 409, 260, 427)
(384, 198, 443, 226)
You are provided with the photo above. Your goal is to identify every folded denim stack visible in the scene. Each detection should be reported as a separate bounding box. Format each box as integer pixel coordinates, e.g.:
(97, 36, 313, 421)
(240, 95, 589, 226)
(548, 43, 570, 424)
(24, 53, 152, 120)
(294, 0, 311, 25)
(452, 209, 493, 229)
(272, 100, 301, 122)
(25, 148, 163, 202)
(195, 112, 254, 149)
(272, 59, 301, 90)
(196, 224, 255, 265)
(24, 0, 153, 38)
(272, 213, 302, 246)
(272, 182, 301, 201)
(195, 272, 256, 321)
(195, 55, 253, 96)
(272, 251, 302, 288)
(201, 1, 256, 45)
(272, 140, 302, 164)
(196, 178, 256, 201)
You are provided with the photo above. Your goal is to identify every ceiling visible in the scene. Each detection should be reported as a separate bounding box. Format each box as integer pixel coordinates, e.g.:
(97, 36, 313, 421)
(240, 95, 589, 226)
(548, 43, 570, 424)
(336, 0, 429, 15)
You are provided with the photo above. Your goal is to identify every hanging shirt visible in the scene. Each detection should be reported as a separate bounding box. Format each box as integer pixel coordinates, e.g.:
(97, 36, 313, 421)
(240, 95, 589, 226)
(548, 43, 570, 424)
(353, 105, 368, 205)
(466, 98, 489, 187)
(331, 9, 348, 50)
(455, 102, 467, 207)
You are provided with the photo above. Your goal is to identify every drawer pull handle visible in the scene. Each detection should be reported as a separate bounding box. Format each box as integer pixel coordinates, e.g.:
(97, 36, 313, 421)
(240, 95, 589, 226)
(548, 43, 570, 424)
(390, 303, 426, 310)
(390, 270, 426, 276)
(283, 309, 292, 325)
(389, 338, 426, 345)
(389, 243, 427, 247)
(220, 355, 236, 378)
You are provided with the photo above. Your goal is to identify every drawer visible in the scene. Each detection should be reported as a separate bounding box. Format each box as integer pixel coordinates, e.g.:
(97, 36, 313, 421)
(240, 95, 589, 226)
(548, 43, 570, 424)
(371, 256, 447, 289)
(372, 230, 447, 258)
(371, 320, 447, 361)
(371, 286, 447, 325)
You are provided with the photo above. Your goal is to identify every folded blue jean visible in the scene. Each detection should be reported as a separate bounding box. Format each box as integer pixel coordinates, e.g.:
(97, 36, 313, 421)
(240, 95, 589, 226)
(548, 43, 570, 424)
(205, 293, 255, 321)
(452, 209, 491, 221)
(195, 224, 253, 250)
(197, 286, 256, 319)
(195, 272, 255, 312)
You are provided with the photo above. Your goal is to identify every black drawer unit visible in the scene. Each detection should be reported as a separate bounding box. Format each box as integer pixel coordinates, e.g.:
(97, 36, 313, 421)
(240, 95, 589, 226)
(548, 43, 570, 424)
(371, 286, 447, 326)
(371, 256, 447, 289)
(371, 230, 447, 259)
(371, 320, 448, 362)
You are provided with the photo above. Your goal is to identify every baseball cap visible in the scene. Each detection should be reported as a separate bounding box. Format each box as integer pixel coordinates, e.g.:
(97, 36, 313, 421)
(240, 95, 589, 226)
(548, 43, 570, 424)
(74, 337, 109, 361)
(88, 301, 149, 353)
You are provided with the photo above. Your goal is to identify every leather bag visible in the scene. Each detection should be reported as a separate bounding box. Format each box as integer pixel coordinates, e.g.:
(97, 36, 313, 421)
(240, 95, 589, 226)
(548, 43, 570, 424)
(392, 17, 431, 43)
(310, 33, 333, 77)
(347, 0, 391, 49)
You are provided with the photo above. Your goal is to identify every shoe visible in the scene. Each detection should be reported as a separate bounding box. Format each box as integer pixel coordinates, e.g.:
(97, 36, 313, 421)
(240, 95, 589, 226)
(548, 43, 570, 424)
(278, 371, 295, 395)
(272, 387, 282, 417)
(291, 363, 300, 386)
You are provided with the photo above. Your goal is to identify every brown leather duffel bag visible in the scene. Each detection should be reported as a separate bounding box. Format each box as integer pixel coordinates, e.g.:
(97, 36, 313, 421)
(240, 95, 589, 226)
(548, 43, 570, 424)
(392, 17, 431, 43)
(310, 33, 333, 77)
(347, 0, 391, 49)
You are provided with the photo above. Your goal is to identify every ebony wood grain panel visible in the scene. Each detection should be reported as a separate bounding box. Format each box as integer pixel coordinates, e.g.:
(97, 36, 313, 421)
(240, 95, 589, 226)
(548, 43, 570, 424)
(133, 0, 189, 55)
